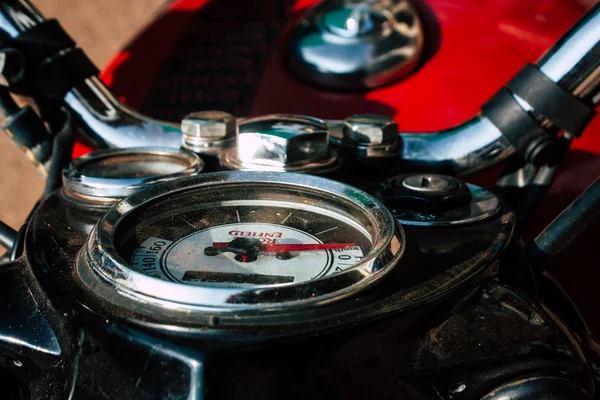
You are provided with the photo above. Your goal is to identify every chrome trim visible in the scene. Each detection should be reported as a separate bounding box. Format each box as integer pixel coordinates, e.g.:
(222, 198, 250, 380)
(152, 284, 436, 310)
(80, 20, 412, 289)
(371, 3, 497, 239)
(65, 77, 182, 149)
(538, 4, 600, 103)
(399, 116, 516, 175)
(62, 147, 203, 202)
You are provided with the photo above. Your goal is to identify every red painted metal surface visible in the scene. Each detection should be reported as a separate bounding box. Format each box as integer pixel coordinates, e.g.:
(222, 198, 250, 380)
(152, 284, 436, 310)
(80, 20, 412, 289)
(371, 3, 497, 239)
(96, 0, 600, 333)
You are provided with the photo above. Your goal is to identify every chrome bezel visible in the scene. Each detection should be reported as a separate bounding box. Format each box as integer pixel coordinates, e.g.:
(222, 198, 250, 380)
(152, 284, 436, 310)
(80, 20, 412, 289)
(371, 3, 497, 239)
(78, 171, 405, 313)
(62, 147, 203, 201)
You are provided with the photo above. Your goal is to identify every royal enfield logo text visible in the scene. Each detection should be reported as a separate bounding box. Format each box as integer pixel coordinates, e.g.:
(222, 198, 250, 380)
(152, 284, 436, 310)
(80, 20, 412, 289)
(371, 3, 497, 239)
(228, 230, 283, 244)
(228, 230, 283, 238)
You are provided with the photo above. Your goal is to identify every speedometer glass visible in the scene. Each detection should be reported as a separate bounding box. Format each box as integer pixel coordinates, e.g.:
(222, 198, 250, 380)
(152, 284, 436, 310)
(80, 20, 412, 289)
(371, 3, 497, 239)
(123, 203, 372, 287)
(82, 172, 405, 310)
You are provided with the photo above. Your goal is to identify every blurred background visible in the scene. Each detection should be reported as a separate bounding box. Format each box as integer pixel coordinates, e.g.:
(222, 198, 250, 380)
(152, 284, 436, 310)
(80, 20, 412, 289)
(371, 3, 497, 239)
(0, 0, 165, 230)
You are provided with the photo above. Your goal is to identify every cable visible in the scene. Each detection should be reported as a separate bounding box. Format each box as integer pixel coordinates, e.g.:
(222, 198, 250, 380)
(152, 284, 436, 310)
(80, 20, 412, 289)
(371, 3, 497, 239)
(531, 175, 600, 269)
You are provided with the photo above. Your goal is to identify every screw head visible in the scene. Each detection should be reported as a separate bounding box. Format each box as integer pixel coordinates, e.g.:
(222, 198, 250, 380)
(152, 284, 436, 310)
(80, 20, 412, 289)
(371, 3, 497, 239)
(181, 111, 237, 141)
(401, 174, 458, 194)
(343, 114, 398, 145)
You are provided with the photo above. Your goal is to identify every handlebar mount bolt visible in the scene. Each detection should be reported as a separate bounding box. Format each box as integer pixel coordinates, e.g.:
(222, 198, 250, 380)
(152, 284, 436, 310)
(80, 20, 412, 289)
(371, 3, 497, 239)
(181, 111, 238, 155)
(222, 114, 339, 174)
(343, 114, 398, 145)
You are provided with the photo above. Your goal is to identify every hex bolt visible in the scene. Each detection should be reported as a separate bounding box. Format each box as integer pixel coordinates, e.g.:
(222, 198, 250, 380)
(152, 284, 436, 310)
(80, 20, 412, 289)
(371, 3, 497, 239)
(343, 114, 398, 145)
(181, 111, 237, 153)
(235, 115, 330, 166)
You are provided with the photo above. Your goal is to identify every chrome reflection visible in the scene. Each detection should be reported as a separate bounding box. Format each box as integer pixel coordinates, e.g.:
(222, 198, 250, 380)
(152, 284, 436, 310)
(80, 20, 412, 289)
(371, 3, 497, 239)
(288, 0, 424, 89)
(65, 77, 181, 149)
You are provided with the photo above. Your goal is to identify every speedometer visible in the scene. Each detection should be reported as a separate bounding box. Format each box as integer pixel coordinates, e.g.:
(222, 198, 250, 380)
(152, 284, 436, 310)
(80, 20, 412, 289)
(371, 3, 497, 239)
(80, 171, 404, 311)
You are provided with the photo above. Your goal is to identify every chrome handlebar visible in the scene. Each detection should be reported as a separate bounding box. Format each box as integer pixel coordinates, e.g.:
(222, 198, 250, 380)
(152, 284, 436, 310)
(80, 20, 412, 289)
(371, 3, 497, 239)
(538, 4, 600, 103)
(0, 0, 598, 176)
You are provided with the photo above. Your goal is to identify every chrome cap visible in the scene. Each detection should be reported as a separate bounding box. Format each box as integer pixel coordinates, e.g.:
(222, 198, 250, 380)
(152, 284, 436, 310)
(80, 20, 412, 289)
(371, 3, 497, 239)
(288, 0, 424, 90)
(223, 115, 339, 173)
(62, 148, 203, 204)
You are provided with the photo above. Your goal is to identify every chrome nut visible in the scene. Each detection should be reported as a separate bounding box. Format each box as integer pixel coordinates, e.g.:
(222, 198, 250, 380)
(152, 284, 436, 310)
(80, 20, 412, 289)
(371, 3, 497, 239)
(236, 115, 329, 166)
(181, 111, 237, 141)
(343, 114, 398, 145)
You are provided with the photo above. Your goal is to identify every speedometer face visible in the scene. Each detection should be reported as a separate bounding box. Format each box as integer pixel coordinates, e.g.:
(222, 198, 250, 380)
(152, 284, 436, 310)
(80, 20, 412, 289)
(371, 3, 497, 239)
(123, 204, 372, 287)
(85, 172, 404, 310)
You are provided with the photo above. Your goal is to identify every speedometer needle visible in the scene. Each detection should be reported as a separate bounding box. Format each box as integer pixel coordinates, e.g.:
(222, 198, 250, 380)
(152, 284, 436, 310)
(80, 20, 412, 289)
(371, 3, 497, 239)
(211, 242, 355, 253)
(204, 238, 356, 262)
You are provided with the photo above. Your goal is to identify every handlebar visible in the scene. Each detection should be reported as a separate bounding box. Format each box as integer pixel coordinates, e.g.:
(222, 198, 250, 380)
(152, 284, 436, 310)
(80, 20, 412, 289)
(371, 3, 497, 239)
(385, 2, 600, 175)
(0, 0, 598, 176)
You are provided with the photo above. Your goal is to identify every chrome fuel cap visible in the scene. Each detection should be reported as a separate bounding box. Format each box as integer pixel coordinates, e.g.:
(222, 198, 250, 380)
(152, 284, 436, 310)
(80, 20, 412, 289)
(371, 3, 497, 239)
(288, 0, 424, 90)
(223, 114, 339, 173)
(62, 147, 203, 205)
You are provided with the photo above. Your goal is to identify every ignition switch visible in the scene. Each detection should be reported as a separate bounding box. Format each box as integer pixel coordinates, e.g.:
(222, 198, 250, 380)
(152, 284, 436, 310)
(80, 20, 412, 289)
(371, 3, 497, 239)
(367, 174, 501, 226)
(371, 174, 472, 212)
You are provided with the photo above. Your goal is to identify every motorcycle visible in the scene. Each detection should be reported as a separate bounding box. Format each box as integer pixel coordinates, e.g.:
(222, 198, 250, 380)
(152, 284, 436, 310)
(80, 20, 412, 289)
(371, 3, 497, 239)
(0, 0, 598, 398)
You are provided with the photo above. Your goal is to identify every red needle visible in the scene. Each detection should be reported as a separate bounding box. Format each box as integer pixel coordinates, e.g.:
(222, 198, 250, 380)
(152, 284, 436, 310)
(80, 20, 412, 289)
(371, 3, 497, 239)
(211, 242, 355, 252)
